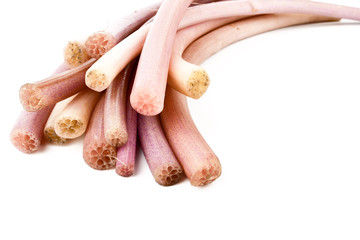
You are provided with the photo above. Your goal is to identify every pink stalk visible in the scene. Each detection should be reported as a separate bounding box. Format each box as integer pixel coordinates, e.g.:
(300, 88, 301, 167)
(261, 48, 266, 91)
(184, 13, 339, 64)
(83, 1, 223, 59)
(83, 95, 117, 170)
(85, 0, 360, 109)
(54, 89, 101, 139)
(104, 64, 134, 147)
(116, 83, 138, 177)
(130, 0, 194, 116)
(11, 62, 75, 152)
(161, 88, 220, 186)
(168, 16, 243, 99)
(161, 13, 338, 186)
(10, 106, 54, 153)
(183, 0, 360, 24)
(63, 38, 91, 68)
(84, 2, 161, 59)
(20, 59, 96, 112)
(138, 115, 183, 186)
(131, 0, 360, 116)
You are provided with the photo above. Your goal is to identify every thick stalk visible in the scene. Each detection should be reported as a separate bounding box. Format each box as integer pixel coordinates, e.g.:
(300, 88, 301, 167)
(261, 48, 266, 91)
(83, 95, 117, 170)
(20, 59, 95, 112)
(85, 2, 161, 59)
(130, 0, 194, 116)
(44, 95, 75, 144)
(63, 37, 91, 68)
(10, 106, 54, 153)
(104, 64, 134, 147)
(138, 115, 183, 186)
(161, 13, 339, 186)
(54, 89, 101, 139)
(168, 16, 243, 99)
(85, 0, 360, 111)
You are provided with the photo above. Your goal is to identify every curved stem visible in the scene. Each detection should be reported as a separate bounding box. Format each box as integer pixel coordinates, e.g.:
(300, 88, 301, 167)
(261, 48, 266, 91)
(160, 13, 339, 186)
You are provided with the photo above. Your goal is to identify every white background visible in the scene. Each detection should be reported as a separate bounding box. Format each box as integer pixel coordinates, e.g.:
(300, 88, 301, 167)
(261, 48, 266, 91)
(1, 0, 360, 239)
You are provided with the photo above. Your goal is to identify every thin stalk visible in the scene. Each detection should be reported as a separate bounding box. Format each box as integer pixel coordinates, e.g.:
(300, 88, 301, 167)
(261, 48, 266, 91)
(20, 59, 96, 112)
(54, 89, 101, 139)
(138, 114, 183, 186)
(104, 64, 134, 147)
(116, 76, 138, 177)
(44, 95, 75, 144)
(83, 95, 117, 170)
(184, 13, 339, 63)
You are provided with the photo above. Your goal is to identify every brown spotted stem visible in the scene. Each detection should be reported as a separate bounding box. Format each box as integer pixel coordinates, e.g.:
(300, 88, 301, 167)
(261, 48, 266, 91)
(44, 95, 75, 144)
(168, 16, 243, 99)
(54, 89, 101, 139)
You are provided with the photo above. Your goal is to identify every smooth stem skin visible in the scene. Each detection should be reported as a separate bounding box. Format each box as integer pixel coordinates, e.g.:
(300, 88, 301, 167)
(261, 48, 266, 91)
(138, 115, 183, 186)
(183, 0, 360, 24)
(116, 79, 138, 177)
(173, 14, 340, 99)
(160, 14, 339, 186)
(84, 2, 161, 59)
(168, 17, 243, 99)
(85, 1, 360, 103)
(104, 64, 134, 147)
(54, 89, 101, 139)
(44, 95, 75, 144)
(10, 106, 54, 153)
(63, 38, 91, 68)
(184, 14, 339, 64)
(83, 95, 117, 170)
(20, 58, 96, 112)
(130, 0, 194, 116)
(83, 1, 222, 59)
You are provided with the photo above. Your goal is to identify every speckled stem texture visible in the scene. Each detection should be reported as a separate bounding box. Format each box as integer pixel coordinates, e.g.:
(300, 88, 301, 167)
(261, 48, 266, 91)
(83, 95, 117, 170)
(44, 95, 75, 144)
(161, 88, 220, 186)
(138, 115, 183, 186)
(168, 16, 242, 99)
(104, 64, 134, 147)
(130, 0, 194, 116)
(20, 59, 95, 112)
(10, 106, 54, 153)
(55, 89, 101, 139)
